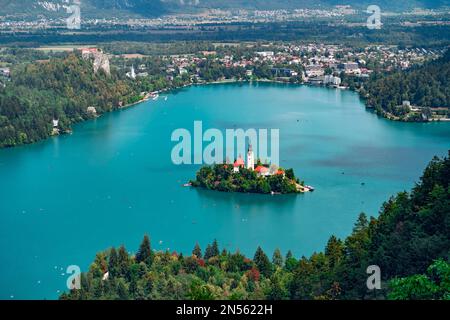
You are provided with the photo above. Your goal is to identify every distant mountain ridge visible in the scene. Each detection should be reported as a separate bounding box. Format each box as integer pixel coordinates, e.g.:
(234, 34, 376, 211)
(1, 0, 449, 18)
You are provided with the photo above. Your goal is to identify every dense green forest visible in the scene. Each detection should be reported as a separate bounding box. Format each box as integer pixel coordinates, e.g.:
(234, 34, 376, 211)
(0, 54, 142, 147)
(362, 51, 450, 120)
(61, 152, 450, 300)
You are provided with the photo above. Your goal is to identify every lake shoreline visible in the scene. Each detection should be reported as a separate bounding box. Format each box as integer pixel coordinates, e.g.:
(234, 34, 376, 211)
(0, 78, 445, 150)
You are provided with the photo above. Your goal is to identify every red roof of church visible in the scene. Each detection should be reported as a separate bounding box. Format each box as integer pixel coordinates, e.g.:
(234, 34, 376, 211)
(276, 169, 285, 175)
(234, 158, 245, 167)
(255, 165, 269, 173)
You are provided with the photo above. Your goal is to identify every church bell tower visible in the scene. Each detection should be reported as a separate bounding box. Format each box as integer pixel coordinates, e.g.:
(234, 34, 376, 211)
(247, 143, 255, 170)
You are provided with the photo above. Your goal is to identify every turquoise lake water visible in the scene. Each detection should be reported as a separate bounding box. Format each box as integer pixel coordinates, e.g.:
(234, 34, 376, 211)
(0, 82, 449, 299)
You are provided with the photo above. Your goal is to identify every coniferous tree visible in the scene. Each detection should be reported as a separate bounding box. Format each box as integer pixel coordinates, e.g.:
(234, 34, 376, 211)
(117, 278, 129, 300)
(268, 272, 288, 300)
(211, 239, 220, 257)
(285, 254, 298, 272)
(286, 250, 293, 260)
(118, 245, 130, 279)
(136, 235, 153, 266)
(272, 248, 283, 268)
(204, 244, 213, 260)
(325, 236, 344, 269)
(254, 246, 272, 278)
(192, 243, 202, 258)
(108, 247, 119, 278)
(204, 240, 219, 260)
(337, 213, 371, 299)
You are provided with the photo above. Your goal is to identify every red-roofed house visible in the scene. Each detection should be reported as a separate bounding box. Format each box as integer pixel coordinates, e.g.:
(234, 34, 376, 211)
(233, 157, 245, 172)
(254, 165, 270, 176)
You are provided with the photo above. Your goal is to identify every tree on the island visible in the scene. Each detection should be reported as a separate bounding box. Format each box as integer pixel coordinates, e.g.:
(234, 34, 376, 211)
(192, 243, 202, 258)
(136, 235, 153, 266)
(272, 248, 283, 268)
(254, 246, 272, 278)
(108, 247, 119, 278)
(256, 178, 271, 194)
(285, 168, 295, 180)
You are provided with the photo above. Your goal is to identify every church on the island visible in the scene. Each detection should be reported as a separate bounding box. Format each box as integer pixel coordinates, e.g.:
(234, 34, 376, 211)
(233, 144, 284, 177)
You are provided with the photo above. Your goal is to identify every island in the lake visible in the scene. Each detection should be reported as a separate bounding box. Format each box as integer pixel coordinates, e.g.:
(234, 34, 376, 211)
(190, 145, 313, 194)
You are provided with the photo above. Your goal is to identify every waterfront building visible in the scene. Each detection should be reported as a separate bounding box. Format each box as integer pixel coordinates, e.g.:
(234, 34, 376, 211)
(255, 165, 270, 176)
(305, 65, 324, 77)
(324, 75, 342, 86)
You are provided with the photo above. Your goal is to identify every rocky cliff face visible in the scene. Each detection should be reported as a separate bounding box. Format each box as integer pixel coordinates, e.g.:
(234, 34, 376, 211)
(81, 48, 110, 75)
(93, 52, 110, 75)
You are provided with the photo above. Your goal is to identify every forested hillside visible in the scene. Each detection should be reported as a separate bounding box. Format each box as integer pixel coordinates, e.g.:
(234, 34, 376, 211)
(61, 152, 450, 300)
(363, 51, 450, 119)
(0, 54, 141, 147)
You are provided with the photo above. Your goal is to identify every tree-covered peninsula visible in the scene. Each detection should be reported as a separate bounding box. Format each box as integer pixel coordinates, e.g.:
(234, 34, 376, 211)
(0, 53, 143, 148)
(61, 152, 450, 300)
(361, 50, 450, 121)
(191, 163, 308, 194)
